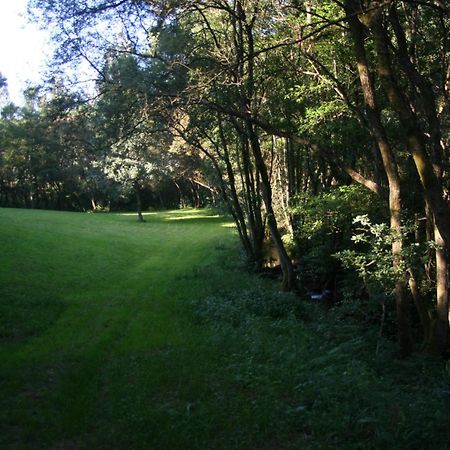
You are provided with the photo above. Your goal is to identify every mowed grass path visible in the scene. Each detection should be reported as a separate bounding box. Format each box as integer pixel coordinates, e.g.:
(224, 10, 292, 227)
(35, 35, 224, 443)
(0, 208, 249, 449)
(2, 208, 449, 450)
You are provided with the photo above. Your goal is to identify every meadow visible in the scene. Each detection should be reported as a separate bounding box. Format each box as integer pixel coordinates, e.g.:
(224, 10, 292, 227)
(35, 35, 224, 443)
(0, 208, 449, 449)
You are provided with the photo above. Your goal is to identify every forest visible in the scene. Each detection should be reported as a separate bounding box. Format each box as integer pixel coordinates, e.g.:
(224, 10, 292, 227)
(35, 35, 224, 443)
(1, 0, 450, 361)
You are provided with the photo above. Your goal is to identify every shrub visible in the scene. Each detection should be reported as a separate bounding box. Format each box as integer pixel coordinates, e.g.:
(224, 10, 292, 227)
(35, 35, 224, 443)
(289, 184, 385, 291)
(191, 283, 305, 329)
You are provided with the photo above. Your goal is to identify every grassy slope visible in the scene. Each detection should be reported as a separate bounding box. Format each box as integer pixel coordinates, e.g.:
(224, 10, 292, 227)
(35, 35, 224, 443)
(0, 208, 449, 450)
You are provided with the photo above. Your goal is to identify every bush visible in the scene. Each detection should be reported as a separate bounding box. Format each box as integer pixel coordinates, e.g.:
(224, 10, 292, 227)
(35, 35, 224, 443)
(191, 283, 306, 328)
(188, 277, 450, 449)
(289, 184, 385, 291)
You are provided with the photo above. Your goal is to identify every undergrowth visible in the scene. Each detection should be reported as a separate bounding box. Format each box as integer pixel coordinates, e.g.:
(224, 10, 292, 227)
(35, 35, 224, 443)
(190, 282, 450, 449)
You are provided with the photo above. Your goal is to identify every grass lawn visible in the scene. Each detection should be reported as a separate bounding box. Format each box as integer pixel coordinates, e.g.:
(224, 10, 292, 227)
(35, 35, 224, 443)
(0, 208, 449, 449)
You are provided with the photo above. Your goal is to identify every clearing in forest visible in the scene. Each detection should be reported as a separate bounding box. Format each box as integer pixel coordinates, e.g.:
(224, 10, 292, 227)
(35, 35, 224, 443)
(0, 208, 448, 450)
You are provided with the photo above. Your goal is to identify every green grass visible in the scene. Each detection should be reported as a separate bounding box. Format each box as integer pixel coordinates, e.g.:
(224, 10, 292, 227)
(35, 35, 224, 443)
(1, 208, 449, 449)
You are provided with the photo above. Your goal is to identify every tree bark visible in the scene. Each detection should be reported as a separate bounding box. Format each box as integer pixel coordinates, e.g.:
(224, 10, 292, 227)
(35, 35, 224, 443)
(216, 115, 257, 262)
(432, 222, 449, 357)
(345, 0, 412, 356)
(134, 182, 145, 222)
(238, 1, 295, 290)
(368, 9, 450, 253)
(246, 120, 296, 291)
(365, 6, 449, 356)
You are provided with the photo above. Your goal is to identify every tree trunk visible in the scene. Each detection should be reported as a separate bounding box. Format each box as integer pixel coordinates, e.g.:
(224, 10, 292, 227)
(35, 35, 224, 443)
(368, 10, 450, 253)
(389, 8, 445, 171)
(134, 182, 145, 222)
(246, 120, 296, 291)
(239, 131, 265, 267)
(345, 0, 412, 356)
(230, 2, 266, 268)
(238, 1, 295, 290)
(216, 114, 257, 262)
(408, 268, 431, 346)
(431, 224, 449, 357)
(366, 7, 449, 356)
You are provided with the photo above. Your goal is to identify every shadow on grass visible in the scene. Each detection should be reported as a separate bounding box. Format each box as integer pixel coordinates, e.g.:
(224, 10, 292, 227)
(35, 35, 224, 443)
(0, 287, 65, 342)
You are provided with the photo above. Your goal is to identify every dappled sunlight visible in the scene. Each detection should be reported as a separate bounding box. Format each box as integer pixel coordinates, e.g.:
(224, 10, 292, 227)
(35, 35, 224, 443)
(118, 209, 215, 221)
(221, 223, 236, 228)
(114, 209, 234, 227)
(144, 208, 225, 222)
(165, 208, 203, 214)
(162, 209, 214, 220)
(164, 213, 220, 221)
(119, 212, 157, 217)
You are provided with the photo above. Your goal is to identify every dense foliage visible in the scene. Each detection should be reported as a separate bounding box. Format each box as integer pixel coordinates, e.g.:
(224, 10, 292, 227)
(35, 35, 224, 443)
(1, 0, 449, 358)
